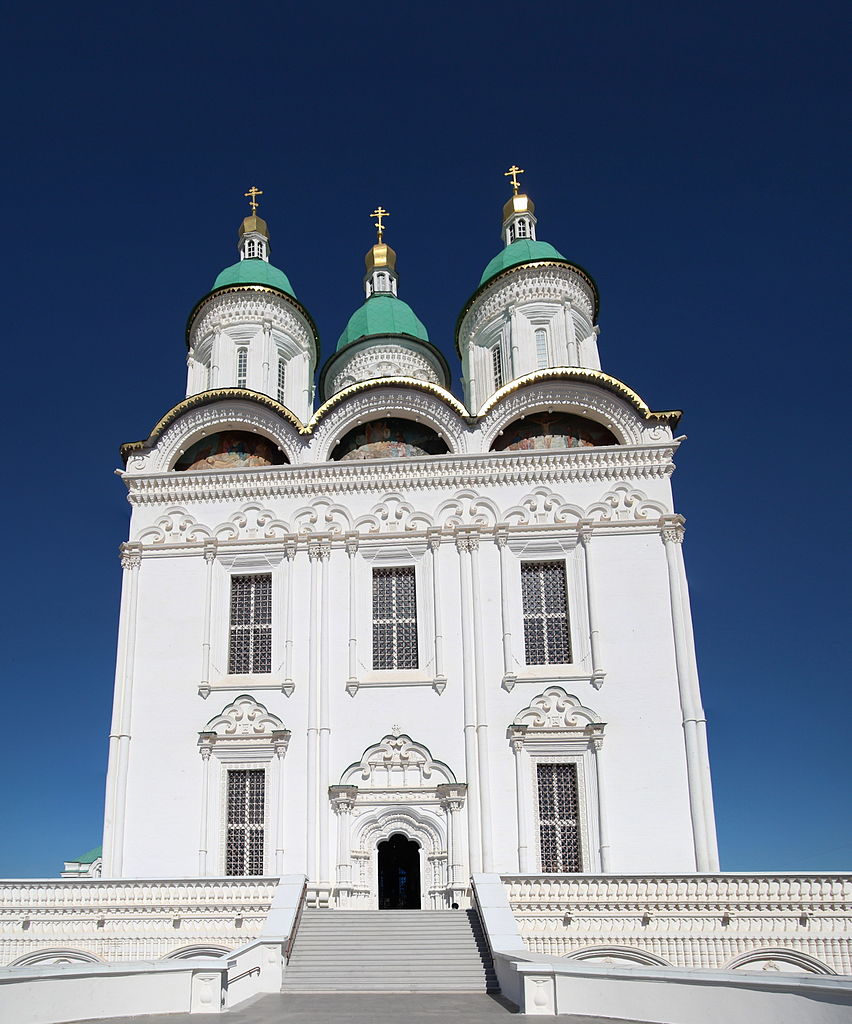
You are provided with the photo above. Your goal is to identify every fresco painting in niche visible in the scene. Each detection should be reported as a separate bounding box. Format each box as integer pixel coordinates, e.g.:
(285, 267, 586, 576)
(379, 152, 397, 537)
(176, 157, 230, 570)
(491, 412, 617, 452)
(332, 417, 449, 461)
(174, 431, 288, 471)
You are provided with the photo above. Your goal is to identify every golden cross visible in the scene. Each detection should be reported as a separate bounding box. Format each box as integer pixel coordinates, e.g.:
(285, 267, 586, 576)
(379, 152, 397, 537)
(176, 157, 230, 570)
(370, 206, 389, 242)
(244, 186, 263, 214)
(504, 165, 524, 195)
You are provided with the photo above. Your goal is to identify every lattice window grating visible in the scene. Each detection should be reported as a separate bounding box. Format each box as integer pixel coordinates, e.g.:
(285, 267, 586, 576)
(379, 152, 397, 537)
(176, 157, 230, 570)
(236, 347, 248, 388)
(372, 566, 418, 670)
(537, 762, 582, 872)
(521, 560, 572, 665)
(225, 769, 265, 876)
(535, 328, 548, 368)
(492, 344, 505, 389)
(228, 574, 272, 674)
(277, 357, 286, 404)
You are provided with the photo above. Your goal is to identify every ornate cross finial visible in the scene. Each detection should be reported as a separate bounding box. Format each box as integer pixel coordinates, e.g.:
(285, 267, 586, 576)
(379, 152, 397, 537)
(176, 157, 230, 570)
(504, 165, 524, 196)
(244, 186, 263, 214)
(370, 206, 389, 242)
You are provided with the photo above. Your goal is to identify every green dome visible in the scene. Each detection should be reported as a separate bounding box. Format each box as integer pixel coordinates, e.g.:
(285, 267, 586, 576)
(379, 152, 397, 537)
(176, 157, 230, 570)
(337, 294, 429, 352)
(479, 239, 566, 287)
(212, 258, 296, 298)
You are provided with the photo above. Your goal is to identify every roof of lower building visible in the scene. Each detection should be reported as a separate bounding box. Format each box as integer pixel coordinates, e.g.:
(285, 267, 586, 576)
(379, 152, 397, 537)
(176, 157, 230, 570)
(68, 845, 102, 864)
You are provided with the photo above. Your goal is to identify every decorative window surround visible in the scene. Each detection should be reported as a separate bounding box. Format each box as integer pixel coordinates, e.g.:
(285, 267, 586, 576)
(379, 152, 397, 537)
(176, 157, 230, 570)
(508, 687, 607, 874)
(198, 696, 290, 877)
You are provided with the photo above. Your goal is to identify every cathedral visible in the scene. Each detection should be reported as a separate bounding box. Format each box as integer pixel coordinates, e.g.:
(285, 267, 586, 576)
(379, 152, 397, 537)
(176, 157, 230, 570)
(102, 169, 718, 902)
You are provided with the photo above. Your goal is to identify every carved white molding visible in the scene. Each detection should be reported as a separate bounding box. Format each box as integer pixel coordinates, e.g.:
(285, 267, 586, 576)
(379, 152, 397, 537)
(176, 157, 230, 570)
(329, 345, 441, 397)
(200, 695, 287, 740)
(584, 483, 669, 522)
(308, 387, 469, 462)
(512, 687, 601, 732)
(339, 733, 456, 789)
(190, 292, 315, 359)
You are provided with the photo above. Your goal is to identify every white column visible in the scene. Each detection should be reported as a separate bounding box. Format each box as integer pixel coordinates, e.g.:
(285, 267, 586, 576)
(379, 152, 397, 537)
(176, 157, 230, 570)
(564, 301, 578, 366)
(261, 319, 272, 394)
(579, 525, 605, 689)
(271, 732, 289, 875)
(428, 531, 446, 692)
(282, 540, 296, 696)
(438, 784, 467, 898)
(103, 544, 142, 877)
(592, 735, 611, 872)
(199, 541, 217, 697)
(197, 742, 212, 875)
(496, 530, 516, 691)
(306, 543, 321, 880)
(468, 535, 494, 871)
(345, 535, 359, 692)
(662, 518, 712, 871)
(211, 325, 224, 388)
(455, 534, 482, 873)
(330, 786, 357, 898)
(509, 732, 532, 872)
(508, 307, 519, 380)
(318, 542, 331, 885)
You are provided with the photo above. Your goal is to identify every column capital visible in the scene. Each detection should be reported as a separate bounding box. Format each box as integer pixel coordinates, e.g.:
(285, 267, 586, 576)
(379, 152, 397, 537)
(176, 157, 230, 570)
(328, 784, 358, 812)
(344, 532, 359, 556)
(455, 531, 480, 553)
(660, 515, 686, 545)
(272, 729, 291, 758)
(120, 543, 142, 570)
(507, 724, 529, 752)
(427, 528, 444, 552)
(494, 527, 509, 549)
(203, 540, 218, 563)
(577, 519, 594, 545)
(436, 783, 467, 811)
(308, 538, 331, 561)
(284, 537, 298, 560)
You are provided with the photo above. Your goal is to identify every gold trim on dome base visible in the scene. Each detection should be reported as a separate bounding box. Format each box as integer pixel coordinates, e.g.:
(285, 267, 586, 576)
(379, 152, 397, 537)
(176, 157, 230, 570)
(309, 376, 470, 428)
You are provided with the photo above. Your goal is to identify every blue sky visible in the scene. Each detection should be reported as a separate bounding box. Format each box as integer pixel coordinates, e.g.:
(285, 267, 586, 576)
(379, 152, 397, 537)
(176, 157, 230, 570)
(0, 0, 848, 877)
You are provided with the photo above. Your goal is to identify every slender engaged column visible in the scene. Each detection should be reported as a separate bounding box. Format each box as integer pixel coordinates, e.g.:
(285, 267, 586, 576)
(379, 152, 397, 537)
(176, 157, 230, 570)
(438, 784, 467, 896)
(197, 743, 212, 875)
(345, 535, 359, 690)
(495, 530, 516, 691)
(318, 542, 332, 884)
(564, 301, 578, 365)
(508, 306, 519, 378)
(271, 731, 290, 875)
(661, 518, 711, 871)
(455, 534, 482, 873)
(198, 541, 217, 696)
(468, 535, 494, 871)
(579, 525, 605, 689)
(282, 540, 297, 695)
(591, 734, 611, 872)
(428, 531, 446, 692)
(509, 730, 532, 872)
(104, 544, 142, 877)
(330, 786, 358, 898)
(306, 543, 321, 880)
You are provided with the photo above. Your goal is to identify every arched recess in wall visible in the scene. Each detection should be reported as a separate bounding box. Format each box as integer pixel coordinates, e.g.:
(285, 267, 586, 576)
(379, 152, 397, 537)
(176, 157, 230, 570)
(173, 430, 288, 471)
(725, 948, 835, 975)
(490, 410, 618, 452)
(566, 945, 673, 968)
(164, 944, 232, 960)
(11, 948, 105, 966)
(330, 417, 450, 461)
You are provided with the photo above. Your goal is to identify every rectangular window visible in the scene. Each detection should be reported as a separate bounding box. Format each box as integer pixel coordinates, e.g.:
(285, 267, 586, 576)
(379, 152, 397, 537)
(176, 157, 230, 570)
(535, 328, 548, 368)
(236, 347, 248, 388)
(521, 560, 572, 665)
(225, 768, 265, 875)
(228, 574, 272, 674)
(277, 358, 286, 404)
(537, 763, 582, 872)
(372, 566, 418, 670)
(491, 344, 504, 389)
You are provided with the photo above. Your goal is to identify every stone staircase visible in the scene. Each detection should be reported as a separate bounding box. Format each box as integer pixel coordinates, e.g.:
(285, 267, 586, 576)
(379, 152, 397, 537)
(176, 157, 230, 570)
(281, 909, 499, 993)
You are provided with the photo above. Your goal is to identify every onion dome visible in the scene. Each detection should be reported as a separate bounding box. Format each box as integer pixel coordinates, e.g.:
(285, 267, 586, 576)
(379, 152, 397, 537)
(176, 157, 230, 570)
(479, 238, 567, 287)
(336, 293, 429, 351)
(212, 258, 296, 297)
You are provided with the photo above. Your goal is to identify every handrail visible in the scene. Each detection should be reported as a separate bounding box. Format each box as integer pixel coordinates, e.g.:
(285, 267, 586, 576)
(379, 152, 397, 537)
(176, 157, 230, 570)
(228, 965, 260, 985)
(285, 879, 308, 963)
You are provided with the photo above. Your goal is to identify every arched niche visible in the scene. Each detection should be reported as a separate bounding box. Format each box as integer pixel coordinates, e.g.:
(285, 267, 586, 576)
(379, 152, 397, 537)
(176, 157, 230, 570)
(330, 417, 450, 462)
(491, 411, 617, 453)
(11, 948, 104, 966)
(173, 430, 288, 471)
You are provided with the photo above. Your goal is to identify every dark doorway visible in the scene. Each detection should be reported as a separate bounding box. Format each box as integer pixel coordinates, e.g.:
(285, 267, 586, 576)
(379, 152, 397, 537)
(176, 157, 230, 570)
(377, 833, 421, 909)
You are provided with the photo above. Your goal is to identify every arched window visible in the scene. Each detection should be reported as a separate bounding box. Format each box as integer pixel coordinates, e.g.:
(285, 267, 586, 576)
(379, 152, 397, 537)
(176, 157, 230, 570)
(236, 347, 248, 389)
(516, 218, 529, 238)
(535, 328, 548, 368)
(245, 238, 257, 258)
(277, 356, 286, 404)
(491, 343, 505, 389)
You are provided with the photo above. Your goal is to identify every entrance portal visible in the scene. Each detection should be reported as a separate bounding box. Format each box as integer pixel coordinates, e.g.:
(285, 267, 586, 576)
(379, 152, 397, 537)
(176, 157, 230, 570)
(377, 833, 421, 909)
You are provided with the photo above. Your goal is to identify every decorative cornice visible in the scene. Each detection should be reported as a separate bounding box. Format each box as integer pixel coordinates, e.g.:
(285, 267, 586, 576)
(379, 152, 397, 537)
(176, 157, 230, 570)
(123, 444, 677, 506)
(309, 376, 470, 425)
(185, 283, 320, 352)
(476, 368, 682, 425)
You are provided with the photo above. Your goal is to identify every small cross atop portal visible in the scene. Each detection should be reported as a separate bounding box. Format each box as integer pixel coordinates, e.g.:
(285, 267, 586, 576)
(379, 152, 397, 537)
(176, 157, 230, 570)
(371, 206, 389, 243)
(244, 186, 263, 213)
(504, 165, 524, 195)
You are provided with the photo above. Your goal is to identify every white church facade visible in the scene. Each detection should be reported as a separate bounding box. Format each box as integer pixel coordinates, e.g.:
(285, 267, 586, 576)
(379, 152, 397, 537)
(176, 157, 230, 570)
(103, 176, 716, 905)
(2, 176, 848, 1021)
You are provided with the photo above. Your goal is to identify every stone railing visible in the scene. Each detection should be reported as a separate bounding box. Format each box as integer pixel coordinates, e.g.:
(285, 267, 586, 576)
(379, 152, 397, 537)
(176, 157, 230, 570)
(501, 873, 852, 976)
(0, 877, 279, 967)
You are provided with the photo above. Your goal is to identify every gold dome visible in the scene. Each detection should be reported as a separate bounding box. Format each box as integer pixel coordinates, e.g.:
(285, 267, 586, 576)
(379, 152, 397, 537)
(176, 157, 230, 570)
(239, 214, 269, 239)
(365, 242, 397, 273)
(502, 193, 536, 223)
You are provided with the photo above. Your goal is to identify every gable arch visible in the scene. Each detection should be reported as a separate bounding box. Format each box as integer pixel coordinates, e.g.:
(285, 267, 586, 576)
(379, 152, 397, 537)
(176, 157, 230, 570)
(725, 948, 835, 975)
(10, 948, 105, 966)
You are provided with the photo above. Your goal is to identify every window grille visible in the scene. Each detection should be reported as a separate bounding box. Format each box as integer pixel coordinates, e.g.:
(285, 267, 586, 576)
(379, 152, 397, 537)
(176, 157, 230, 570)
(491, 344, 504, 389)
(228, 574, 272, 674)
(535, 328, 548, 368)
(537, 763, 582, 872)
(236, 347, 248, 389)
(277, 357, 286, 404)
(245, 238, 257, 258)
(516, 218, 529, 238)
(372, 566, 418, 670)
(225, 769, 265, 875)
(521, 561, 572, 665)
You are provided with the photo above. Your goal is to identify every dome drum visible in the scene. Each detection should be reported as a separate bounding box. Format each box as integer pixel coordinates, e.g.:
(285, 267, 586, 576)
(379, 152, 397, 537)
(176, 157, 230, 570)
(321, 336, 450, 401)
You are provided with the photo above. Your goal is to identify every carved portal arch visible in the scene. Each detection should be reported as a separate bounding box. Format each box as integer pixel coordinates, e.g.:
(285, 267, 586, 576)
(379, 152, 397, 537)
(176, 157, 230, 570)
(339, 732, 456, 790)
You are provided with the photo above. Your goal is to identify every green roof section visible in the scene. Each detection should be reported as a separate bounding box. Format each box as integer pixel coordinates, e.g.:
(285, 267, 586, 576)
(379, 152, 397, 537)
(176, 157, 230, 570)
(69, 845, 102, 864)
(479, 239, 566, 287)
(212, 257, 296, 299)
(336, 294, 429, 352)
